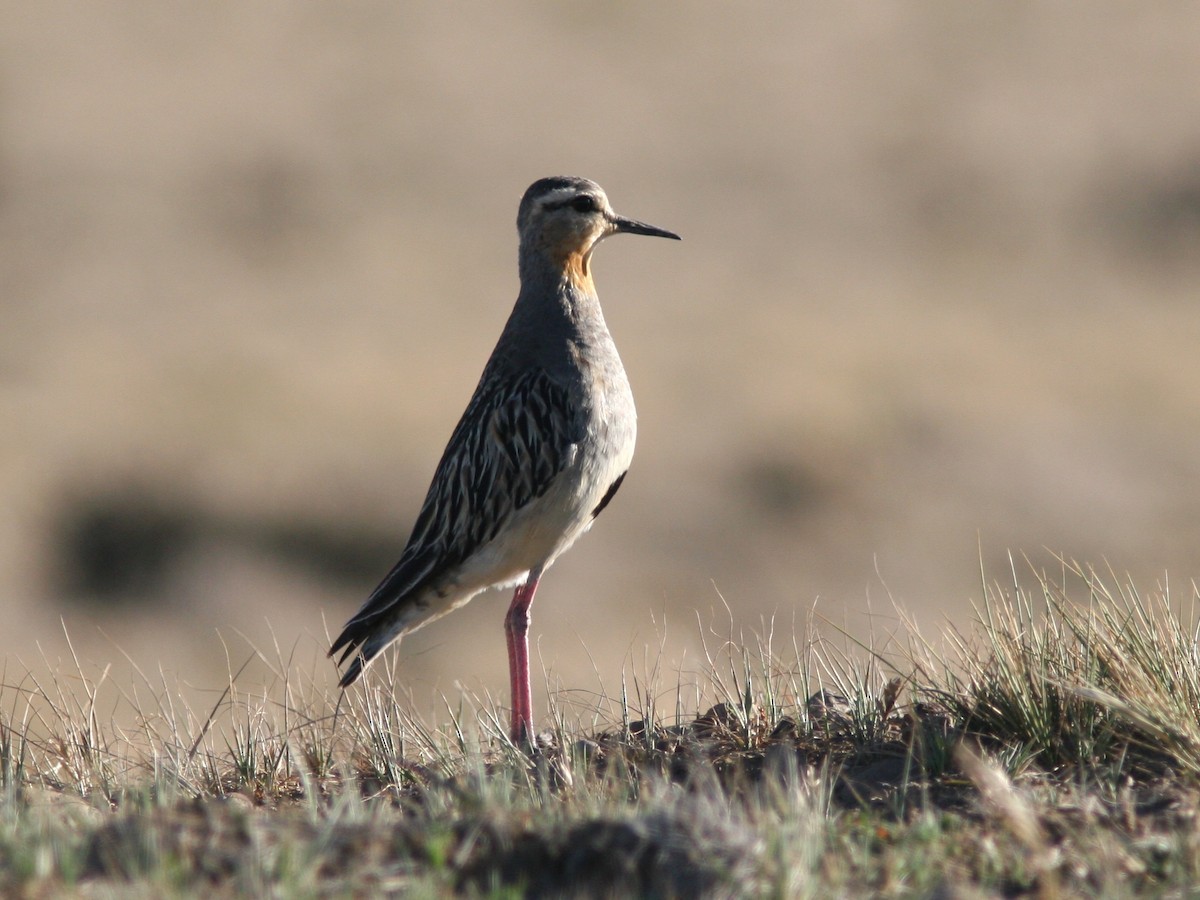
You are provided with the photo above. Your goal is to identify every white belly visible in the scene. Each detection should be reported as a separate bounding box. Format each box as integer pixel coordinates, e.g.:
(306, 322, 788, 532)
(460, 410, 635, 587)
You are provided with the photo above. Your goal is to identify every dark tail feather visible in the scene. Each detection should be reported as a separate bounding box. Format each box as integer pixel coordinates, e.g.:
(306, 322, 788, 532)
(330, 567, 427, 688)
(337, 653, 366, 688)
(329, 621, 372, 687)
(328, 626, 356, 661)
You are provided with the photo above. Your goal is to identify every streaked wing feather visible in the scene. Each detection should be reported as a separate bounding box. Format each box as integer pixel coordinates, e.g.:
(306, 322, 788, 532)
(331, 368, 577, 652)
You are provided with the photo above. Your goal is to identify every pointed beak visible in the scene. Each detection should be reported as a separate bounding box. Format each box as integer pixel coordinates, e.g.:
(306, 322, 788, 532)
(610, 214, 681, 241)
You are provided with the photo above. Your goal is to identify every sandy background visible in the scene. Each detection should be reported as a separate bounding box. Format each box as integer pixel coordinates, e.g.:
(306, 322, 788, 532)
(3, 3, 1200, 721)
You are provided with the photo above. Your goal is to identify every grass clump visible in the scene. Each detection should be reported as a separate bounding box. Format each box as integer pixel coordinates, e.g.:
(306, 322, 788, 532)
(5, 560, 1200, 896)
(930, 556, 1200, 781)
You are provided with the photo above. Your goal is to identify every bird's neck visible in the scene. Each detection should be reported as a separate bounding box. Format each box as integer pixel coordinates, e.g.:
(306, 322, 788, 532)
(508, 250, 611, 363)
(517, 248, 603, 322)
(519, 246, 596, 297)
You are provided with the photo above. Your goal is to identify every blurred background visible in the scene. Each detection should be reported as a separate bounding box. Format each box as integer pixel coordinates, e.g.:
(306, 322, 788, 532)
(3, 3, 1200, 720)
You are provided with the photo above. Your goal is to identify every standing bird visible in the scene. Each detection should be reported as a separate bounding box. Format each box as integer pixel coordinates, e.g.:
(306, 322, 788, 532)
(330, 176, 679, 743)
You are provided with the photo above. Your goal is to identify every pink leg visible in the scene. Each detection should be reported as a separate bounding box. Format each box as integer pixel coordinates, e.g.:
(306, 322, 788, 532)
(504, 570, 541, 744)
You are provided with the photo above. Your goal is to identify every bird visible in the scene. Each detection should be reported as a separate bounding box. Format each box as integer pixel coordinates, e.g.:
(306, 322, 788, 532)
(330, 176, 679, 743)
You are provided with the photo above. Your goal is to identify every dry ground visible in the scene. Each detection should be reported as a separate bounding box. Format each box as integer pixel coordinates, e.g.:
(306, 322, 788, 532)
(6, 569, 1200, 896)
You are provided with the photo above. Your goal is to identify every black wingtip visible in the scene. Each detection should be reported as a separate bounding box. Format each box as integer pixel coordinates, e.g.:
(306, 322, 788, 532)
(330, 624, 366, 686)
(592, 470, 627, 519)
(337, 657, 363, 689)
(328, 629, 349, 659)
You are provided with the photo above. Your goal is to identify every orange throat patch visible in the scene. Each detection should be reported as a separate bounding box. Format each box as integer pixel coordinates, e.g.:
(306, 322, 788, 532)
(564, 250, 595, 294)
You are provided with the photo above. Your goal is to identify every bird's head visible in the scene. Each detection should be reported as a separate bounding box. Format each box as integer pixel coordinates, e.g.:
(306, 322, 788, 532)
(517, 177, 679, 286)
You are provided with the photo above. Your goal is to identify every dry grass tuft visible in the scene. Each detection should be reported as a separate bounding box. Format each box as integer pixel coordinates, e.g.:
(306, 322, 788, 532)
(6, 564, 1200, 895)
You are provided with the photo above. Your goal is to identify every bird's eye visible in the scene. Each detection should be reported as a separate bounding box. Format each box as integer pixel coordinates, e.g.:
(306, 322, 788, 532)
(571, 196, 597, 213)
